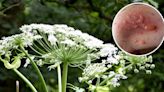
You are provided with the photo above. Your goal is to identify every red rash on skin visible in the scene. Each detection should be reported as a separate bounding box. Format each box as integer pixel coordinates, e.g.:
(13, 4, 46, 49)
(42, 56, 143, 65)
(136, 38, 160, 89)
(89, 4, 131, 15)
(144, 24, 157, 31)
(113, 4, 164, 55)
(135, 40, 146, 45)
(122, 12, 157, 32)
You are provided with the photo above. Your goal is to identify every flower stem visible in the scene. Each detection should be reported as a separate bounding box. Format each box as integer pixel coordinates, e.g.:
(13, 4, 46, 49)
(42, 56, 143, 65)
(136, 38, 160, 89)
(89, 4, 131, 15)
(57, 65, 62, 92)
(62, 62, 68, 92)
(99, 75, 114, 86)
(13, 69, 37, 92)
(20, 46, 48, 92)
(100, 64, 133, 86)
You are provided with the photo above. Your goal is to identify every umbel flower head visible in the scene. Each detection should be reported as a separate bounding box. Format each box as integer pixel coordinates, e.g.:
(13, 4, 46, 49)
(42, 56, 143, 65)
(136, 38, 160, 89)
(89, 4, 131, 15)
(0, 33, 42, 55)
(20, 24, 118, 68)
(0, 32, 41, 69)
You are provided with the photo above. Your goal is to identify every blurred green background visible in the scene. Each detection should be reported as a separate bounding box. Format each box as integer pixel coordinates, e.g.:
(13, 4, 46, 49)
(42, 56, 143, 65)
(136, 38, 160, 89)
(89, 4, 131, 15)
(0, 0, 164, 92)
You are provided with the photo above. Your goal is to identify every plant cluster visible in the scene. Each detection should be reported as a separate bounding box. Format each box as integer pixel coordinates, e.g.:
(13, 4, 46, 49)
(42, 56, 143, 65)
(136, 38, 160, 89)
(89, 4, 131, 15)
(0, 24, 154, 92)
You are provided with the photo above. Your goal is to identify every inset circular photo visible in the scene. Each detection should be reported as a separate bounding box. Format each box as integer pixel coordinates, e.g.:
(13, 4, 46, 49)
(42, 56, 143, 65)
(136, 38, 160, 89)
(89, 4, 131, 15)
(112, 3, 164, 56)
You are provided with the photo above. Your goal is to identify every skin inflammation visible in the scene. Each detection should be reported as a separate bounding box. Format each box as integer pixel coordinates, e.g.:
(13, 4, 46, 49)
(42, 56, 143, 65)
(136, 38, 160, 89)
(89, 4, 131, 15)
(113, 4, 164, 55)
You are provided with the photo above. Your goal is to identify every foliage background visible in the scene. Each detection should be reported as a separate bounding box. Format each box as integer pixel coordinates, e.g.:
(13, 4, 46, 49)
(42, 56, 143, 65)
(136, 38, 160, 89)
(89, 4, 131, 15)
(0, 0, 164, 92)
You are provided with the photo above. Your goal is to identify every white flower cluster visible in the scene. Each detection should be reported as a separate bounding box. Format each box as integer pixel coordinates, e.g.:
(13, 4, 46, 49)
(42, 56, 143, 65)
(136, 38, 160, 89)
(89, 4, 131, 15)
(20, 24, 105, 49)
(0, 33, 41, 55)
(20, 24, 54, 34)
(106, 71, 127, 87)
(79, 52, 154, 91)
(79, 63, 108, 82)
(99, 43, 118, 57)
(119, 52, 154, 74)
(0, 23, 155, 91)
(79, 61, 128, 88)
(19, 24, 118, 65)
(20, 24, 129, 89)
(0, 32, 41, 69)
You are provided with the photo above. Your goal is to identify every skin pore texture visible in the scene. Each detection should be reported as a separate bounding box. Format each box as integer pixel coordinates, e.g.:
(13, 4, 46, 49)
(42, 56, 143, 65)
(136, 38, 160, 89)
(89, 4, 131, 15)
(113, 3, 164, 55)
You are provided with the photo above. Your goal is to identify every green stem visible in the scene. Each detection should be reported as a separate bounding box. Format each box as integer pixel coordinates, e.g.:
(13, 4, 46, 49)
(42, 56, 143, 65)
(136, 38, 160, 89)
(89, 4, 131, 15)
(100, 64, 133, 86)
(62, 62, 68, 92)
(96, 77, 100, 86)
(57, 65, 62, 92)
(13, 69, 37, 92)
(124, 63, 133, 71)
(20, 46, 48, 92)
(99, 75, 114, 86)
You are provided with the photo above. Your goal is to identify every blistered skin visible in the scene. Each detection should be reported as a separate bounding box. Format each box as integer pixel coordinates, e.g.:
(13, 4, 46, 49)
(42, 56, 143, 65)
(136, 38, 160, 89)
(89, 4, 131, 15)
(113, 4, 164, 55)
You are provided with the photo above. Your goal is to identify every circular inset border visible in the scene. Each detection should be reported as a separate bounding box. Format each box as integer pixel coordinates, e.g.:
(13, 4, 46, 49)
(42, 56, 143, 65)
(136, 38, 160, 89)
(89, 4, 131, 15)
(112, 2, 164, 56)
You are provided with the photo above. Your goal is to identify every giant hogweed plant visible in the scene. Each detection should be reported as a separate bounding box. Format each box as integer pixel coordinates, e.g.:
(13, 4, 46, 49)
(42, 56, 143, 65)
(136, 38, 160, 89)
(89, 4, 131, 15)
(0, 24, 154, 92)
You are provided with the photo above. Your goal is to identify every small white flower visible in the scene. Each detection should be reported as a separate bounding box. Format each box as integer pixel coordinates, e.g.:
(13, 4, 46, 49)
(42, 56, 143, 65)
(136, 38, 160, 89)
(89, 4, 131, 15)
(88, 80, 92, 83)
(81, 33, 104, 49)
(99, 43, 117, 57)
(145, 64, 151, 68)
(102, 60, 106, 63)
(48, 34, 57, 45)
(134, 69, 139, 73)
(107, 64, 112, 68)
(36, 59, 44, 66)
(82, 63, 107, 78)
(68, 30, 83, 37)
(106, 56, 119, 65)
(146, 70, 152, 74)
(42, 53, 52, 58)
(107, 73, 127, 87)
(20, 24, 55, 34)
(83, 38, 103, 49)
(115, 55, 121, 60)
(122, 75, 128, 79)
(150, 64, 155, 69)
(54, 24, 69, 34)
(20, 24, 33, 33)
(78, 77, 83, 82)
(75, 88, 85, 92)
(139, 66, 145, 70)
(110, 78, 120, 87)
(61, 39, 76, 46)
(108, 71, 115, 78)
(24, 59, 30, 68)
